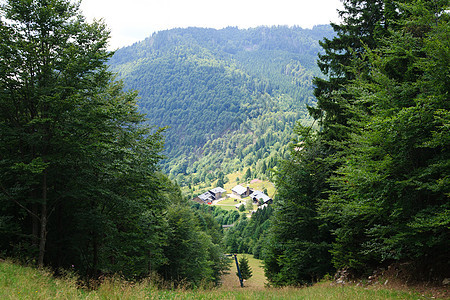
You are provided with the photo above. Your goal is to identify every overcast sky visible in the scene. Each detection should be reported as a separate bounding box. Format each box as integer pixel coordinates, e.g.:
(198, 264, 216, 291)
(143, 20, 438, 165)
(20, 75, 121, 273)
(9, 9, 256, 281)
(79, 0, 343, 50)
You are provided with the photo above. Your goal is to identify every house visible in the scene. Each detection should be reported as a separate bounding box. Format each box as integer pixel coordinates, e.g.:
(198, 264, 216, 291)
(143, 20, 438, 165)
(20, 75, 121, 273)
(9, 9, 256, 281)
(192, 187, 226, 205)
(193, 192, 215, 204)
(249, 190, 272, 205)
(231, 185, 252, 198)
(235, 202, 245, 209)
(209, 187, 226, 200)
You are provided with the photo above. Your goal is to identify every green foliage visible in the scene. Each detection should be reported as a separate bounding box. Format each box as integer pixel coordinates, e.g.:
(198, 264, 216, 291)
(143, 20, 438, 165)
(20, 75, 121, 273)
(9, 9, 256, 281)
(0, 0, 228, 287)
(263, 1, 399, 284)
(244, 168, 252, 181)
(263, 126, 334, 286)
(180, 112, 297, 189)
(191, 203, 240, 226)
(245, 199, 254, 211)
(224, 206, 273, 257)
(158, 204, 229, 287)
(311, 0, 399, 143)
(108, 26, 334, 185)
(321, 1, 450, 276)
(265, 0, 450, 286)
(237, 256, 253, 281)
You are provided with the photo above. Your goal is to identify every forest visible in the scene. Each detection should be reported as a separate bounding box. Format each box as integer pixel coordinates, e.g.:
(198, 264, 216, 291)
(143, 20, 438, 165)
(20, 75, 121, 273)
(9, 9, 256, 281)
(0, 0, 449, 293)
(108, 25, 335, 189)
(0, 0, 228, 287)
(260, 0, 450, 286)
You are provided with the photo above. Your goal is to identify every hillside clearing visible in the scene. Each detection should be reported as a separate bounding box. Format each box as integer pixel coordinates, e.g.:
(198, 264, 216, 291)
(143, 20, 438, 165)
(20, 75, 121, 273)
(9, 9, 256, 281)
(1, 259, 441, 299)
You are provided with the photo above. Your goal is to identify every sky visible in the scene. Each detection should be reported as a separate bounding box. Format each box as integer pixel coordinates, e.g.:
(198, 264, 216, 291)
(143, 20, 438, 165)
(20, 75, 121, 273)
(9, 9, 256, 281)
(79, 0, 343, 50)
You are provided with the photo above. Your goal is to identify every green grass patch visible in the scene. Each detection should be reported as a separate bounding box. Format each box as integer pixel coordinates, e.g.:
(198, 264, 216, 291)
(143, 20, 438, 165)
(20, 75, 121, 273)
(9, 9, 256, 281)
(217, 198, 242, 206)
(0, 259, 83, 299)
(0, 259, 429, 299)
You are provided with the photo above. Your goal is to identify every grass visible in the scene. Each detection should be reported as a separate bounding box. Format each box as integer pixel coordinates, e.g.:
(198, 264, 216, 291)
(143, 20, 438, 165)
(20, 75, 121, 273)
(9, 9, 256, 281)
(222, 171, 276, 199)
(220, 254, 267, 289)
(0, 259, 83, 299)
(215, 197, 242, 211)
(0, 259, 432, 299)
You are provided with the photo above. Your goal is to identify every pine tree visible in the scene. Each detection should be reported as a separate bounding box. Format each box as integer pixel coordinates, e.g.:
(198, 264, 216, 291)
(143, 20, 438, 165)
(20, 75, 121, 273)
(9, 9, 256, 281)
(237, 256, 253, 281)
(311, 0, 399, 142)
(321, 0, 450, 277)
(264, 0, 405, 286)
(244, 168, 252, 181)
(263, 125, 334, 286)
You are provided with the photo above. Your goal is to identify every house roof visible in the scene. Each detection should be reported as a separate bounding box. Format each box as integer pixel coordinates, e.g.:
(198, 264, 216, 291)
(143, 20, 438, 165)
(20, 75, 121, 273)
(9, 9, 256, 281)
(198, 192, 214, 202)
(210, 187, 226, 194)
(235, 203, 245, 208)
(232, 185, 247, 195)
(250, 190, 272, 203)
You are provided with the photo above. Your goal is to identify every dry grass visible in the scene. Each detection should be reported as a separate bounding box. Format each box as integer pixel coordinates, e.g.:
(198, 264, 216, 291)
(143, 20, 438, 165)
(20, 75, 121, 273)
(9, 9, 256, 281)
(219, 254, 267, 290)
(1, 259, 435, 299)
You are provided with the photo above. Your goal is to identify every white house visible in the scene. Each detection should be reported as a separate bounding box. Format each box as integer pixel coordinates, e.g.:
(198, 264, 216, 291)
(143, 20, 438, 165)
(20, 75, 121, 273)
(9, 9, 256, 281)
(232, 185, 252, 198)
(249, 190, 272, 205)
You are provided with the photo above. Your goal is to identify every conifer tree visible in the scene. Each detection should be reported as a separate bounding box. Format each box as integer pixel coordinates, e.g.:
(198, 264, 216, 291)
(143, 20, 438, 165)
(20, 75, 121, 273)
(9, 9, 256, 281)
(237, 256, 253, 281)
(311, 0, 398, 142)
(264, 0, 404, 286)
(321, 0, 450, 277)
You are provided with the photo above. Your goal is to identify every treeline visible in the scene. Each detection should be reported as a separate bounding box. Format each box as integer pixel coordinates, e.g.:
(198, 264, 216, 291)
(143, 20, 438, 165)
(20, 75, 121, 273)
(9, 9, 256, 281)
(177, 112, 301, 193)
(109, 26, 334, 183)
(190, 202, 273, 261)
(223, 206, 273, 259)
(262, 0, 449, 286)
(191, 203, 241, 226)
(0, 0, 227, 287)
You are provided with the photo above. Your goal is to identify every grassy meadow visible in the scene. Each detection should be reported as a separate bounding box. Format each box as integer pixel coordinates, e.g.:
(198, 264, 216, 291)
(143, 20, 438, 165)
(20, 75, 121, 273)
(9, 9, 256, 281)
(221, 254, 267, 288)
(0, 258, 434, 300)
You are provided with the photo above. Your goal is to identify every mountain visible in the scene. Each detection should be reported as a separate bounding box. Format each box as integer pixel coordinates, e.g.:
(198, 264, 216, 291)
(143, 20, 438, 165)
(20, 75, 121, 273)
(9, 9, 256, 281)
(108, 25, 334, 187)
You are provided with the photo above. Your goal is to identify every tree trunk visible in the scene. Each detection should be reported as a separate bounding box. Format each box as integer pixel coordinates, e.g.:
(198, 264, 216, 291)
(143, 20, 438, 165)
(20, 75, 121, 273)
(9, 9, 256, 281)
(93, 234, 98, 278)
(38, 172, 48, 268)
(32, 202, 39, 247)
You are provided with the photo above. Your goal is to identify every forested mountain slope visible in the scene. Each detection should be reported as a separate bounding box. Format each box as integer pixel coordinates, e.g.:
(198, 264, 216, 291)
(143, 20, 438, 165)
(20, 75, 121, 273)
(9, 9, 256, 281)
(109, 26, 334, 185)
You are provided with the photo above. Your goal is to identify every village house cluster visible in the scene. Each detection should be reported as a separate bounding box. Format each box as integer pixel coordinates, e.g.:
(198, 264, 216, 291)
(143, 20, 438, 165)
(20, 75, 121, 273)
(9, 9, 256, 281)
(192, 187, 227, 205)
(193, 184, 272, 208)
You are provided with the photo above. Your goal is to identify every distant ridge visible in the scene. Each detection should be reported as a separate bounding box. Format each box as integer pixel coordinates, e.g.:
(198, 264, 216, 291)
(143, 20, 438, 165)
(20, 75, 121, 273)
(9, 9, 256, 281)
(108, 25, 334, 186)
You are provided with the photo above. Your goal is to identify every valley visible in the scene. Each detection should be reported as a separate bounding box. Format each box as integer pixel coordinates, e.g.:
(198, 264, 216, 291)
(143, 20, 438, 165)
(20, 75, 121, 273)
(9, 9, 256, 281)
(108, 26, 334, 191)
(1, 0, 448, 294)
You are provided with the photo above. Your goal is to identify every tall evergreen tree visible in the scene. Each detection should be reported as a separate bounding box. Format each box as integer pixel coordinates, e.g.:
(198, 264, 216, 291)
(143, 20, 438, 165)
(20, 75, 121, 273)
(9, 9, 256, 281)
(263, 0, 430, 286)
(321, 0, 450, 278)
(311, 0, 398, 141)
(263, 126, 334, 286)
